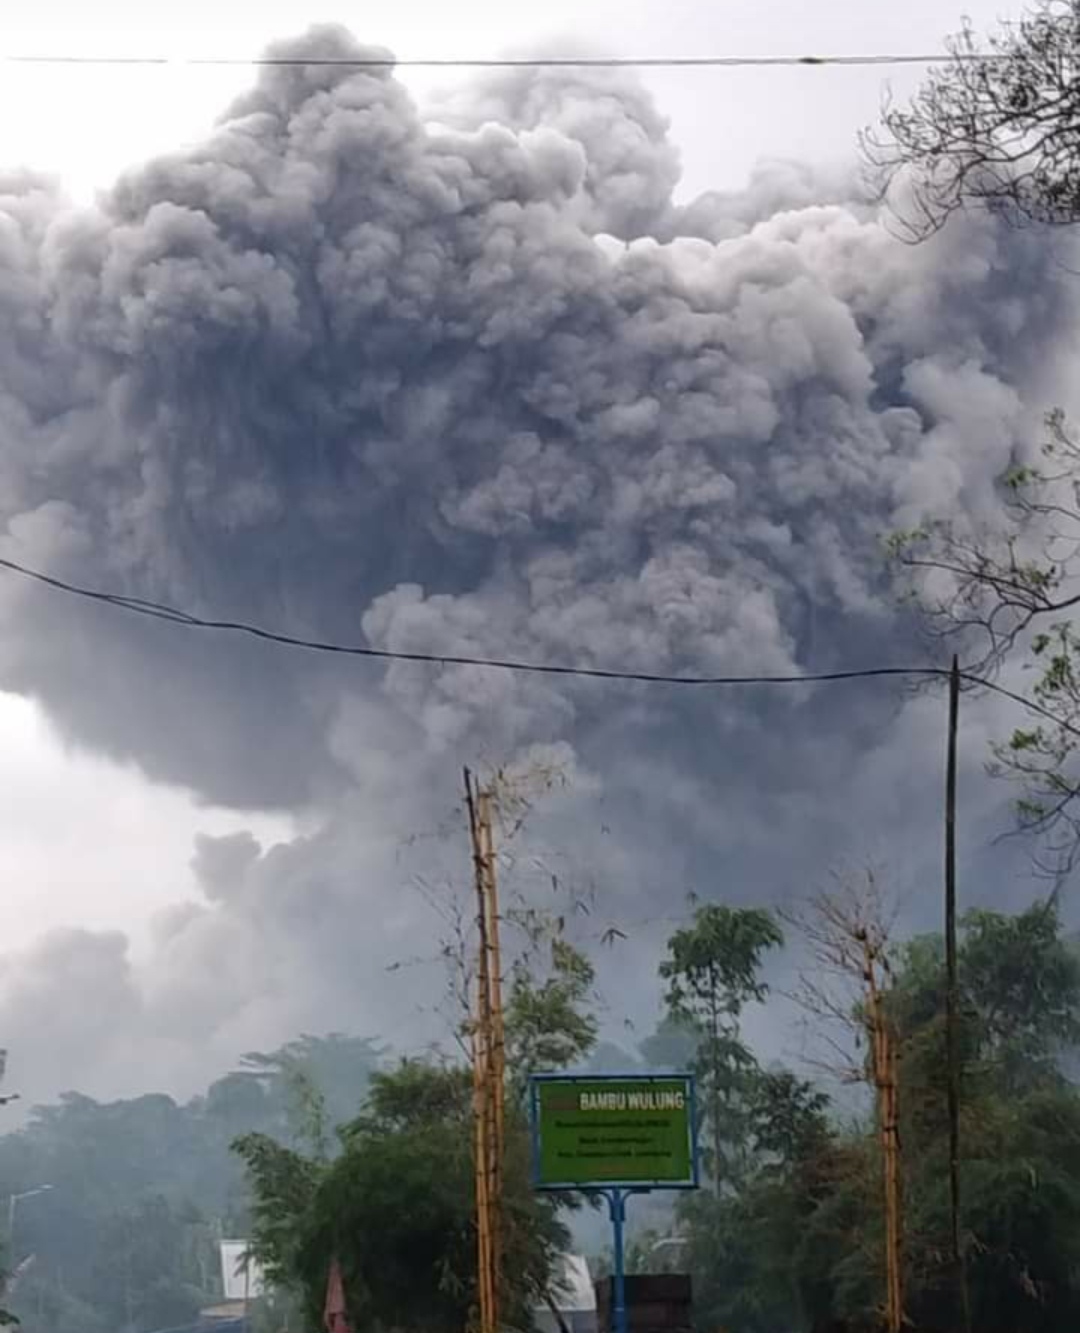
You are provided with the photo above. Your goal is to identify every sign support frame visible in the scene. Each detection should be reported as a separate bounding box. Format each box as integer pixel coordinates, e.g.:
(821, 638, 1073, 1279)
(528, 1072, 700, 1333)
(605, 1185, 652, 1333)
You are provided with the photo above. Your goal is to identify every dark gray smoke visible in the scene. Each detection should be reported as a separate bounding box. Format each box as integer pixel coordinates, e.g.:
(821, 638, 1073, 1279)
(0, 24, 1072, 1103)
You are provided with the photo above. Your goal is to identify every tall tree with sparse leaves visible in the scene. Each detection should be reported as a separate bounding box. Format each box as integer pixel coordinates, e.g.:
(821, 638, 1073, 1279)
(890, 410, 1080, 873)
(659, 903, 783, 1192)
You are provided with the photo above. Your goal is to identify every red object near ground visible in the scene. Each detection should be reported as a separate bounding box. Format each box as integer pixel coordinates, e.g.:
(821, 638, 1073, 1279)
(324, 1258, 353, 1333)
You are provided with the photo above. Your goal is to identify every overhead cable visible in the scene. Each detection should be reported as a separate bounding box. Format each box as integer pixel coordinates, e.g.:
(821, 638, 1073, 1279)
(0, 51, 995, 71)
(0, 553, 969, 689)
(4, 552, 1080, 738)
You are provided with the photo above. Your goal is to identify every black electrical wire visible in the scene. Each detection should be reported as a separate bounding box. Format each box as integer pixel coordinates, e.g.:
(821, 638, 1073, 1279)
(0, 51, 994, 71)
(5, 551, 1080, 738)
(0, 553, 959, 688)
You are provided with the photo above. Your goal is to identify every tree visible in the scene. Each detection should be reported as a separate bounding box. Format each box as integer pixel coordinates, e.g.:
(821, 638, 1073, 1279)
(786, 875, 905, 1333)
(864, 2, 1080, 237)
(887, 903, 1080, 1332)
(236, 929, 599, 1333)
(868, 7, 1080, 873)
(677, 1064, 837, 1333)
(0, 1030, 386, 1333)
(88, 1196, 212, 1333)
(890, 409, 1080, 872)
(780, 900, 1080, 1333)
(228, 1034, 386, 1147)
(237, 1060, 572, 1333)
(503, 923, 598, 1090)
(231, 1131, 324, 1299)
(659, 904, 783, 1192)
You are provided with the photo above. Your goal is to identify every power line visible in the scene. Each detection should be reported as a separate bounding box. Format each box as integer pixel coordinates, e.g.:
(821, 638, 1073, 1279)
(4, 552, 1079, 736)
(0, 51, 995, 72)
(0, 553, 945, 688)
(3, 551, 1077, 721)
(964, 674, 1080, 742)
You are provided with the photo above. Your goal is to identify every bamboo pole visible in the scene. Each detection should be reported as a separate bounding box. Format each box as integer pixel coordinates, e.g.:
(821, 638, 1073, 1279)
(861, 931, 902, 1333)
(479, 790, 506, 1307)
(465, 770, 503, 1333)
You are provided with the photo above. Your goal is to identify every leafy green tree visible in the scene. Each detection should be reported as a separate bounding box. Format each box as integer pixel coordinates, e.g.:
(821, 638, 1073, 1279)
(659, 904, 783, 1191)
(88, 1196, 212, 1333)
(961, 904, 1080, 1071)
(237, 1060, 571, 1333)
(796, 903, 1080, 1333)
(0, 1031, 386, 1333)
(231, 1132, 324, 1299)
(504, 929, 598, 1088)
(11, 1282, 109, 1333)
(671, 903, 1080, 1333)
(236, 935, 599, 1333)
(677, 1066, 837, 1333)
(232, 1034, 386, 1143)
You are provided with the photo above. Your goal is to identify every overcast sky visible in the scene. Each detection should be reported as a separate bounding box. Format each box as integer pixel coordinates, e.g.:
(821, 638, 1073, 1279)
(0, 0, 1051, 1108)
(0, 0, 1014, 201)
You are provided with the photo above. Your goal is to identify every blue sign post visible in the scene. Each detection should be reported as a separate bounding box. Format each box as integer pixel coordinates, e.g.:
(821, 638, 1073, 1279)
(605, 1185, 652, 1333)
(529, 1073, 699, 1333)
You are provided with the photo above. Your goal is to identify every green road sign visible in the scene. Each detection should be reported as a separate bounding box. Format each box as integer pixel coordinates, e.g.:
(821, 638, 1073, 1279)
(529, 1074, 698, 1190)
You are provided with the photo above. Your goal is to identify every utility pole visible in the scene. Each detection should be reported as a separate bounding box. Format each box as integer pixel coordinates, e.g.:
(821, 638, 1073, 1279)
(465, 769, 506, 1333)
(944, 656, 969, 1332)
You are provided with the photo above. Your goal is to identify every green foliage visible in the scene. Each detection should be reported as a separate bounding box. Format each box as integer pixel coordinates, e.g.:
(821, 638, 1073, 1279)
(659, 904, 783, 1190)
(236, 937, 599, 1333)
(888, 906, 1080, 1331)
(239, 1060, 573, 1333)
(0, 1033, 383, 1333)
(10, 899, 1080, 1333)
(505, 932, 599, 1085)
(90, 1196, 214, 1332)
(660, 905, 782, 1020)
(664, 902, 1080, 1333)
(231, 1134, 324, 1293)
(962, 904, 1080, 1068)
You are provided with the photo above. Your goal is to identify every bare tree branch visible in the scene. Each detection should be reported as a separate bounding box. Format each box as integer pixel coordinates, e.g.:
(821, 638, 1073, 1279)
(864, 4, 1080, 237)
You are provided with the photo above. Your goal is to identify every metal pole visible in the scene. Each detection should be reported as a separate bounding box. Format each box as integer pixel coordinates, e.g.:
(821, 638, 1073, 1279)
(608, 1189, 628, 1333)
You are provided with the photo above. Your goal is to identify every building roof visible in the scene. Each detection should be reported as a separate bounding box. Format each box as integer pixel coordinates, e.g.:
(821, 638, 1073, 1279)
(201, 1300, 250, 1320)
(148, 1322, 246, 1333)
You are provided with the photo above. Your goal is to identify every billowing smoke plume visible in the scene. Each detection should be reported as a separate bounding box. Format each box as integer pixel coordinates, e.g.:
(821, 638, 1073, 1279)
(0, 24, 1072, 1103)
